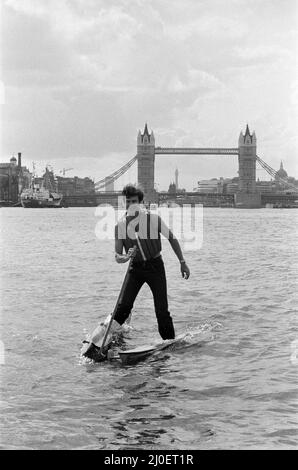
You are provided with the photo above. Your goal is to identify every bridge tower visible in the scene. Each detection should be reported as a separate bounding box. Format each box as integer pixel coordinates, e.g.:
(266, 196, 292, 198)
(137, 123, 157, 203)
(236, 124, 261, 208)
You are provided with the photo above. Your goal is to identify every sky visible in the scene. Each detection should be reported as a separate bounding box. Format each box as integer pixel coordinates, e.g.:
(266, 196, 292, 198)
(1, 0, 298, 190)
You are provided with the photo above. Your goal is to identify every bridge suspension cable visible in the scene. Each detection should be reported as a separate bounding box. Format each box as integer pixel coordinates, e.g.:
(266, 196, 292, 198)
(93, 151, 297, 193)
(256, 155, 298, 192)
(94, 155, 137, 190)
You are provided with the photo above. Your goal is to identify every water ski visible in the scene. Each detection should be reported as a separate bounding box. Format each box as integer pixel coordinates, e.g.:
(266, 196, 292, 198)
(117, 334, 185, 365)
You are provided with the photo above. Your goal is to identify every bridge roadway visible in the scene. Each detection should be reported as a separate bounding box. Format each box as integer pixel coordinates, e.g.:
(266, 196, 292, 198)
(155, 147, 239, 155)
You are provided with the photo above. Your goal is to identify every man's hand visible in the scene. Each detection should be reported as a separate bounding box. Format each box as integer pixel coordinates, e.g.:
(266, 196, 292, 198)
(127, 247, 137, 259)
(180, 261, 190, 279)
(115, 247, 137, 264)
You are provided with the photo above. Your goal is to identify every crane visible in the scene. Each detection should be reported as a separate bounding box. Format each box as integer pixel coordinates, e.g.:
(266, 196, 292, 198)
(60, 168, 74, 177)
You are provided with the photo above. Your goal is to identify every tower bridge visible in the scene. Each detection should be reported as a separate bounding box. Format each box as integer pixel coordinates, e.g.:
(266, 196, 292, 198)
(94, 123, 297, 208)
(137, 123, 259, 208)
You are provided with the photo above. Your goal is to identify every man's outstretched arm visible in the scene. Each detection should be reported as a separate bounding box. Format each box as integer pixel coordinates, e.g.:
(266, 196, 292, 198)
(158, 216, 190, 279)
(168, 234, 190, 279)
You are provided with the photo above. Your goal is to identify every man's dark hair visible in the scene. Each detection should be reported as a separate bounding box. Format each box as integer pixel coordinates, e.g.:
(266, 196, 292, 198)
(122, 185, 144, 202)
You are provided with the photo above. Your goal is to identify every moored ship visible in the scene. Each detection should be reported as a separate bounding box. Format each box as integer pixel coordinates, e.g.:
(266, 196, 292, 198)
(21, 184, 63, 208)
(21, 166, 63, 208)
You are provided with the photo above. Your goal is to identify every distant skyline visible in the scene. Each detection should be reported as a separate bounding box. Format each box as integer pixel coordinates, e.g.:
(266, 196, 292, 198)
(1, 0, 298, 190)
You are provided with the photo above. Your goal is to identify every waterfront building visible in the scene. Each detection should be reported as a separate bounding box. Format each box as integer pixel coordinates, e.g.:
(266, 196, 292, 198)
(43, 167, 58, 191)
(193, 171, 298, 196)
(225, 182, 239, 194)
(167, 181, 186, 195)
(56, 175, 95, 196)
(256, 179, 277, 193)
(168, 182, 177, 194)
(275, 161, 288, 180)
(195, 178, 224, 194)
(18, 166, 32, 195)
(0, 153, 31, 204)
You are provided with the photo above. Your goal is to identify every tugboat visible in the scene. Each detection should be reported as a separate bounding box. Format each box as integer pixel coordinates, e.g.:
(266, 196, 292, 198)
(21, 166, 63, 208)
(21, 184, 63, 208)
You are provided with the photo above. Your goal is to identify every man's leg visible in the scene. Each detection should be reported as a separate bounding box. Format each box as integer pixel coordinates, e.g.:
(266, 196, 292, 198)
(146, 259, 175, 340)
(113, 270, 144, 325)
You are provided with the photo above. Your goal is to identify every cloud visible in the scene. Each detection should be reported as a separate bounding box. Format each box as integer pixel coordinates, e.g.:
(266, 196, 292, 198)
(2, 0, 298, 188)
(167, 69, 224, 94)
(164, 14, 249, 42)
(234, 45, 291, 62)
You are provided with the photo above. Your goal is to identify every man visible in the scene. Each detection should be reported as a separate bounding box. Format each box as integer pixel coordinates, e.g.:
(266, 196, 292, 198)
(83, 185, 190, 361)
(113, 185, 190, 339)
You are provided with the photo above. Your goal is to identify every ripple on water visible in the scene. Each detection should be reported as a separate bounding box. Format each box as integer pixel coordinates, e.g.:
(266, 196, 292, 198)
(1, 207, 297, 449)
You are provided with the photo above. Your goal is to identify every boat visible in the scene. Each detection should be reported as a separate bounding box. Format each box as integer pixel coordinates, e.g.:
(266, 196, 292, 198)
(21, 184, 63, 208)
(21, 166, 63, 208)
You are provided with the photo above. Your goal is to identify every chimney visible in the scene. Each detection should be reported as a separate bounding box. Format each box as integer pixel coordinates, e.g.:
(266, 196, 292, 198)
(18, 152, 22, 168)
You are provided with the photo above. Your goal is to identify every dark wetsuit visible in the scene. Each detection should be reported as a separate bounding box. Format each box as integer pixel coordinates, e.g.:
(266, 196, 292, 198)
(114, 211, 175, 340)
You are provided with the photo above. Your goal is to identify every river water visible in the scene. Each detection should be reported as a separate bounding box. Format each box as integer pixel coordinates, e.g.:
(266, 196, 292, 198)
(0, 207, 297, 450)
